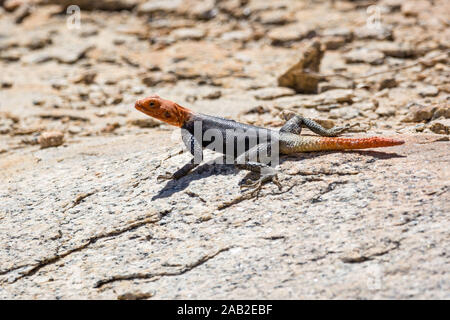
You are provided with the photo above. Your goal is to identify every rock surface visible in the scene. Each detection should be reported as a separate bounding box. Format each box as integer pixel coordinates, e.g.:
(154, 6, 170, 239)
(0, 0, 449, 300)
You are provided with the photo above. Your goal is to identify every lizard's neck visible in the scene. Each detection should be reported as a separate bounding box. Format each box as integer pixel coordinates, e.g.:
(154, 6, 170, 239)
(172, 103, 194, 127)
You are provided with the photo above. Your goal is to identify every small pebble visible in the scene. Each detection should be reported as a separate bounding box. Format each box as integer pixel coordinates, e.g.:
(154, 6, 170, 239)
(38, 131, 64, 148)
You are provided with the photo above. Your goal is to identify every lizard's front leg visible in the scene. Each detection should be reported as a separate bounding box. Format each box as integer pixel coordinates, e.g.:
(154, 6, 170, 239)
(157, 158, 199, 181)
(157, 129, 203, 181)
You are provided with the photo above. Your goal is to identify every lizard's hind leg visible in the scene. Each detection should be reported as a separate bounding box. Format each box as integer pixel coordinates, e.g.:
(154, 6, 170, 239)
(234, 143, 282, 196)
(280, 115, 358, 137)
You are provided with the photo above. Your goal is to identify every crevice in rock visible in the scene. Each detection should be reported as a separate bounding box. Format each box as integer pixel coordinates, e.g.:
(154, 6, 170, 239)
(1, 209, 171, 284)
(310, 180, 349, 203)
(289, 169, 360, 176)
(341, 240, 401, 264)
(0, 264, 32, 276)
(218, 181, 296, 210)
(94, 246, 233, 288)
(64, 191, 97, 211)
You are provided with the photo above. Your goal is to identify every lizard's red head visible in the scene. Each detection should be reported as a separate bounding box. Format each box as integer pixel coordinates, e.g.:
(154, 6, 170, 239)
(134, 94, 192, 127)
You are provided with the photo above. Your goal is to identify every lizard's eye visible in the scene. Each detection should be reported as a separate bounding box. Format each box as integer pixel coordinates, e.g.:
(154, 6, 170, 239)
(149, 102, 155, 107)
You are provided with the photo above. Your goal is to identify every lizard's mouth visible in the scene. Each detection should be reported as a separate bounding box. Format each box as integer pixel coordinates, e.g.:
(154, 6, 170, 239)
(134, 101, 163, 121)
(135, 102, 150, 116)
(134, 101, 143, 111)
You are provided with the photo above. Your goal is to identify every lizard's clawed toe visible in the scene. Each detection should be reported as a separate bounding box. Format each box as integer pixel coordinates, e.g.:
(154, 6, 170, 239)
(341, 123, 360, 134)
(157, 172, 173, 182)
(272, 175, 282, 190)
(240, 178, 258, 189)
(242, 180, 263, 197)
(240, 172, 282, 197)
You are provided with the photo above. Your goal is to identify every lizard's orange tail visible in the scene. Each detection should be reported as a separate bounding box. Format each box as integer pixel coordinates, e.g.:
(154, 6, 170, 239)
(286, 136, 405, 153)
(318, 136, 405, 150)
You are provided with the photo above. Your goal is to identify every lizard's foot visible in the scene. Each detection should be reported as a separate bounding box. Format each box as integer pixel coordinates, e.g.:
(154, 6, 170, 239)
(157, 172, 174, 182)
(156, 160, 199, 182)
(240, 171, 282, 197)
(331, 123, 360, 135)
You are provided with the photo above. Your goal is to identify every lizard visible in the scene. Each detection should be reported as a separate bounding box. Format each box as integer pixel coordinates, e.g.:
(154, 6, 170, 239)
(135, 94, 404, 195)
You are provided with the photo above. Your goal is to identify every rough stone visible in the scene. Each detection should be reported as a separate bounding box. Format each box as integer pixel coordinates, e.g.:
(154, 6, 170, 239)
(0, 49, 21, 62)
(315, 89, 355, 105)
(322, 36, 347, 50)
(344, 48, 385, 65)
(378, 77, 398, 90)
(428, 119, 450, 134)
(0, 118, 14, 134)
(257, 10, 294, 25)
(402, 104, 435, 122)
(402, 104, 450, 123)
(221, 30, 253, 42)
(431, 105, 450, 120)
(127, 118, 160, 128)
(1, 79, 13, 88)
(401, 0, 431, 17)
(277, 41, 323, 93)
(42, 0, 138, 11)
(38, 131, 64, 148)
(268, 25, 316, 46)
(375, 104, 396, 117)
(3, 0, 23, 12)
(420, 50, 449, 68)
(318, 79, 354, 93)
(141, 73, 177, 87)
(417, 84, 439, 97)
(253, 87, 296, 100)
(179, 0, 217, 20)
(72, 71, 97, 85)
(321, 27, 353, 42)
(367, 42, 417, 58)
(170, 28, 206, 41)
(137, 0, 180, 15)
(23, 44, 94, 64)
(330, 106, 360, 120)
(354, 25, 393, 41)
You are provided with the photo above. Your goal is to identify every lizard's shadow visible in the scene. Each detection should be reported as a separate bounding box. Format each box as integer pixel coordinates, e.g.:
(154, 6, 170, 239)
(281, 149, 406, 161)
(152, 150, 405, 200)
(151, 156, 238, 200)
(345, 150, 406, 159)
